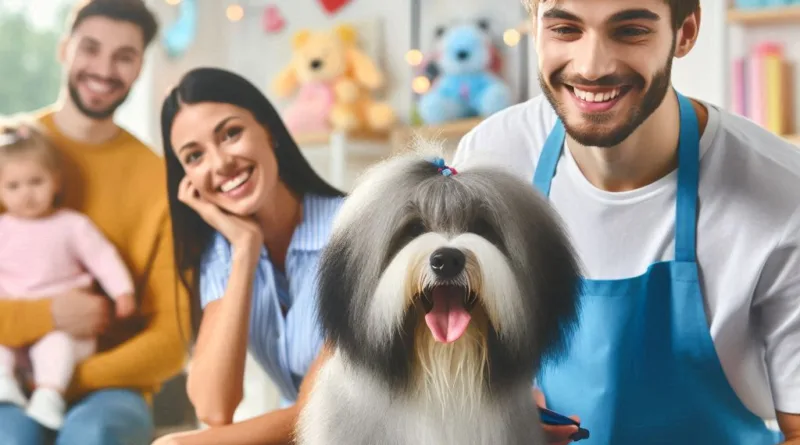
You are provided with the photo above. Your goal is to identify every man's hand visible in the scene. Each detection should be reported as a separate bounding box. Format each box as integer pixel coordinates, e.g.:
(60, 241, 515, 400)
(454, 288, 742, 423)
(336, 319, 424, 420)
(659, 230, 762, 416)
(51, 289, 111, 338)
(778, 411, 800, 444)
(534, 388, 580, 445)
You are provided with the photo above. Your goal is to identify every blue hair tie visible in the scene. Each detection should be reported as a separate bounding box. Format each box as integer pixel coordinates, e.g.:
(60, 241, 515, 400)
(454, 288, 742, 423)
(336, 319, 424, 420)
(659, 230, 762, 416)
(428, 156, 458, 177)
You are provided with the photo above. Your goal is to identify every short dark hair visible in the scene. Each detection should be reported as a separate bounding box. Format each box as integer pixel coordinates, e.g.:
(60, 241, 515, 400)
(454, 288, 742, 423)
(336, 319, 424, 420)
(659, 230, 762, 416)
(523, 0, 700, 30)
(67, 0, 159, 48)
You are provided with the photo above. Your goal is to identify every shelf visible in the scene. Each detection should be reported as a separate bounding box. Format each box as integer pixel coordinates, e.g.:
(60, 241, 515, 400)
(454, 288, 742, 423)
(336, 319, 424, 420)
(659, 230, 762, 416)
(390, 117, 483, 153)
(405, 117, 483, 138)
(727, 5, 800, 25)
(291, 129, 391, 191)
(292, 128, 390, 146)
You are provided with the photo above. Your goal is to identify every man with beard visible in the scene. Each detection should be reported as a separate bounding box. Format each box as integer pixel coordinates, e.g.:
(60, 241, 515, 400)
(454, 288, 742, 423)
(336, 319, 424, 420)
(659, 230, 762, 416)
(0, 1, 189, 444)
(453, 1, 800, 444)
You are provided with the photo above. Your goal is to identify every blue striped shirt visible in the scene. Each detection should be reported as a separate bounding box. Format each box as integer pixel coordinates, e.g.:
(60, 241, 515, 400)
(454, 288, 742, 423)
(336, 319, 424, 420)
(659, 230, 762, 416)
(198, 193, 344, 405)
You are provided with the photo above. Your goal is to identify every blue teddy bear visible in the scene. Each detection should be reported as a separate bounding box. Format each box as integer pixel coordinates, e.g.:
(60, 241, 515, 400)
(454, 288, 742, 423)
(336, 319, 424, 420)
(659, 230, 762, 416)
(418, 20, 512, 124)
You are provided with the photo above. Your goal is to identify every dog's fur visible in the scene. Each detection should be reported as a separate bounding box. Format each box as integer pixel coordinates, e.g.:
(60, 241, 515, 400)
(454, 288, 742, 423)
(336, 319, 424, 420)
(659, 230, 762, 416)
(296, 142, 582, 445)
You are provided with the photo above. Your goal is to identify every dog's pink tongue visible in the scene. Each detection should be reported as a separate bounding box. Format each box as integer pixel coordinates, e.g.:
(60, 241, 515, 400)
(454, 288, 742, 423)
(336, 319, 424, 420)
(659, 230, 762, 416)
(424, 287, 471, 343)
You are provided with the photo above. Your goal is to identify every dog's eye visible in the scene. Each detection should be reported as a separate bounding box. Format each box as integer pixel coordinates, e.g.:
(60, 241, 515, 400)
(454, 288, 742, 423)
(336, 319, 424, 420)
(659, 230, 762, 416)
(384, 219, 427, 269)
(402, 219, 426, 240)
(469, 218, 492, 237)
(469, 218, 502, 247)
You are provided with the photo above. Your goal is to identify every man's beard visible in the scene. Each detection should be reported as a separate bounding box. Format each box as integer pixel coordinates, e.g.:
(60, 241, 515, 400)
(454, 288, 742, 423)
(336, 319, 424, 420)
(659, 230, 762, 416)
(539, 45, 675, 148)
(67, 76, 129, 120)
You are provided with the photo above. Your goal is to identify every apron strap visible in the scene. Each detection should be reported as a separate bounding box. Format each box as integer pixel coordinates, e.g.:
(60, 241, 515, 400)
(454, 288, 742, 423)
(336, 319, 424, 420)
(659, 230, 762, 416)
(673, 92, 701, 263)
(533, 119, 566, 198)
(531, 90, 702, 263)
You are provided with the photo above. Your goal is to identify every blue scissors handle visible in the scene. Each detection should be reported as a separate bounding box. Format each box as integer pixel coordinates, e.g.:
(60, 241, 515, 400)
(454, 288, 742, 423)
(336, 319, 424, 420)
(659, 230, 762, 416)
(538, 407, 590, 442)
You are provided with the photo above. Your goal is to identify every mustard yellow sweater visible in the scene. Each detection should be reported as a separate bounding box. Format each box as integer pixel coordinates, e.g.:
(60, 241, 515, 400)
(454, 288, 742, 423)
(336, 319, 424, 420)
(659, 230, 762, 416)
(0, 110, 190, 402)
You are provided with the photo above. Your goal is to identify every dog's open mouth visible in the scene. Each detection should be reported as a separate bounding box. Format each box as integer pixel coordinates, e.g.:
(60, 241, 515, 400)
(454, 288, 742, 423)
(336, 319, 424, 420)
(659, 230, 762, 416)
(420, 285, 477, 344)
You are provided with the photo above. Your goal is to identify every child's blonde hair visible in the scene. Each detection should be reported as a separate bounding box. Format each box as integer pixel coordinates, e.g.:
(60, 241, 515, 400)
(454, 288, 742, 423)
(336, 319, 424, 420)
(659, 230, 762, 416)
(0, 117, 62, 174)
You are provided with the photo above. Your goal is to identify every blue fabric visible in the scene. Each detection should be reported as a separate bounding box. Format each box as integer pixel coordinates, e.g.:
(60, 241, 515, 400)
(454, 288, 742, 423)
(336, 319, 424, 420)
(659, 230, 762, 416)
(198, 193, 344, 404)
(533, 91, 784, 444)
(0, 389, 153, 445)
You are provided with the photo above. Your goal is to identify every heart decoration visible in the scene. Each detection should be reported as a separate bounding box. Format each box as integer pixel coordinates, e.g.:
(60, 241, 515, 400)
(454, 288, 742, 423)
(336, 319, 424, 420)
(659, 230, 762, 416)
(318, 0, 352, 15)
(262, 5, 285, 33)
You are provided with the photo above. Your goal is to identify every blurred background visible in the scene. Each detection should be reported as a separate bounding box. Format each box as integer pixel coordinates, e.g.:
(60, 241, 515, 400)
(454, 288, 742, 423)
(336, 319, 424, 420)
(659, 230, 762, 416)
(1, 0, 798, 437)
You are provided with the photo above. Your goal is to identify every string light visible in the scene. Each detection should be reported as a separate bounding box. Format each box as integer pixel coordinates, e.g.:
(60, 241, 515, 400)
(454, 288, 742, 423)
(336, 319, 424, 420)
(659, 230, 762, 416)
(405, 49, 423, 66)
(411, 76, 430, 94)
(503, 28, 521, 47)
(165, 0, 180, 5)
(226, 4, 244, 22)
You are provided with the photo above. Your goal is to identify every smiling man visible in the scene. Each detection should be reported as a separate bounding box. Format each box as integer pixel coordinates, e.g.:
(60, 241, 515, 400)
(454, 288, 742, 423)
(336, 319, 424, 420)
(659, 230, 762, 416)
(0, 1, 189, 445)
(453, 0, 800, 444)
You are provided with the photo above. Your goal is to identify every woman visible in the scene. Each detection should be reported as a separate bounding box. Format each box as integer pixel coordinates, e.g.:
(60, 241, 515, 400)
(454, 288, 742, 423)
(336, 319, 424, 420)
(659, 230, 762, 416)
(153, 67, 343, 444)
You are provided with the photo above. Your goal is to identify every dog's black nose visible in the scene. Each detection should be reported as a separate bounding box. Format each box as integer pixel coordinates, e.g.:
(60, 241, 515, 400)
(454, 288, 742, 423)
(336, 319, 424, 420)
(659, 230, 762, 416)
(456, 50, 469, 60)
(430, 248, 465, 278)
(310, 59, 323, 70)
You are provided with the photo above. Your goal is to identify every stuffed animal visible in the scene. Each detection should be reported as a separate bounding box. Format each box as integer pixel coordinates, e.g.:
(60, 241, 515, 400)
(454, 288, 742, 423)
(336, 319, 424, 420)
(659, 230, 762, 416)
(417, 20, 512, 124)
(271, 24, 395, 134)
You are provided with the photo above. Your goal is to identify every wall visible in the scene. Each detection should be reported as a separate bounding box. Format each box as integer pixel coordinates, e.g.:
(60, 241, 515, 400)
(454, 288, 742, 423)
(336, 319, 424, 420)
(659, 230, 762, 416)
(225, 0, 529, 126)
(121, 0, 753, 152)
(670, 0, 727, 107)
(121, 0, 798, 147)
(219, 0, 530, 192)
(117, 0, 233, 153)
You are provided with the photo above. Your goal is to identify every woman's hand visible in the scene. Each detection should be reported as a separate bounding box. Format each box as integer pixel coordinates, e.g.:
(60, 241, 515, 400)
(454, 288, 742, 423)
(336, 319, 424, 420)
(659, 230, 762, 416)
(178, 176, 263, 250)
(151, 430, 192, 445)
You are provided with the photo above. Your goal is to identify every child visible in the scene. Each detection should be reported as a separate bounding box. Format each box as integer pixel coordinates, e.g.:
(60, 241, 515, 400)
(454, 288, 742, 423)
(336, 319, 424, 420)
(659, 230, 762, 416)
(0, 119, 136, 430)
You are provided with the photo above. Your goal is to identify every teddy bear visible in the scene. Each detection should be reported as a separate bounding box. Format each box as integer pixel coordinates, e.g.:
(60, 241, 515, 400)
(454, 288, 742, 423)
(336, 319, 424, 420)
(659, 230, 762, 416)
(271, 24, 395, 134)
(417, 19, 512, 125)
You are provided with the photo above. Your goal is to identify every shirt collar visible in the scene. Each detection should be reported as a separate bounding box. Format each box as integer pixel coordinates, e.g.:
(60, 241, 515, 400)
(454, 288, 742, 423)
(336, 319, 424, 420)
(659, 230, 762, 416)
(287, 193, 343, 252)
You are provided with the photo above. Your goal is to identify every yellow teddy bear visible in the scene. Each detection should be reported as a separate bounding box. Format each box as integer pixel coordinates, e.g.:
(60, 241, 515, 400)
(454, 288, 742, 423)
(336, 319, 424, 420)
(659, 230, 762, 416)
(272, 24, 395, 134)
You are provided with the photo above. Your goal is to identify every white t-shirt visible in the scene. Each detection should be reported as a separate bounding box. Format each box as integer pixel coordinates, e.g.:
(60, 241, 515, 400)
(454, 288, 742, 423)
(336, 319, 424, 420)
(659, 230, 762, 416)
(453, 94, 800, 419)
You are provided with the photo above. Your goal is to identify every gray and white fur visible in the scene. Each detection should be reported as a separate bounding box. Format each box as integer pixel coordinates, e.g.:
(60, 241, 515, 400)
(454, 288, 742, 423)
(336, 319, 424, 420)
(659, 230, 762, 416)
(296, 141, 582, 445)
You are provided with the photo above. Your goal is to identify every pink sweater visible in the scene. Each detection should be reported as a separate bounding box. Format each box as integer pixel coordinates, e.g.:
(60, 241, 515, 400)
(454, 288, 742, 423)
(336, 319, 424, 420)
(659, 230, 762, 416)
(0, 209, 133, 299)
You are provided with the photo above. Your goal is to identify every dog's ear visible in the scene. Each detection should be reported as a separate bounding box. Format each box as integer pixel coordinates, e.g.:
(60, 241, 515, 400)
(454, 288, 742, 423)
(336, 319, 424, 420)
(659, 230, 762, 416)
(316, 236, 351, 342)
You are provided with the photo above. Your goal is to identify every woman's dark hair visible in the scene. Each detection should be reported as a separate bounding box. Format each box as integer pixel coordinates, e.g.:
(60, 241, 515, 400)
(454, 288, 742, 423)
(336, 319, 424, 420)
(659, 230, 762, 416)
(161, 67, 345, 339)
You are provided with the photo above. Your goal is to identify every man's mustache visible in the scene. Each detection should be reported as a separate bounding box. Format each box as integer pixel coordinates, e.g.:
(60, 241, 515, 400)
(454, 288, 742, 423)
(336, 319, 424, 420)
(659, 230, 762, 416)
(551, 69, 644, 88)
(77, 72, 124, 90)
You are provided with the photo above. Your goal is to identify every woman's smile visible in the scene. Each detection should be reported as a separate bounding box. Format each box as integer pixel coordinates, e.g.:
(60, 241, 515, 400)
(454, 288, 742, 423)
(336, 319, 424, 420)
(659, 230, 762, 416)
(217, 165, 256, 198)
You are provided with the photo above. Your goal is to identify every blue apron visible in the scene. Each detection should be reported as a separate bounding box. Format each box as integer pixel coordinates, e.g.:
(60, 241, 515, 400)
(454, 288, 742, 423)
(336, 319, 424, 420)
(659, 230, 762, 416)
(533, 91, 783, 444)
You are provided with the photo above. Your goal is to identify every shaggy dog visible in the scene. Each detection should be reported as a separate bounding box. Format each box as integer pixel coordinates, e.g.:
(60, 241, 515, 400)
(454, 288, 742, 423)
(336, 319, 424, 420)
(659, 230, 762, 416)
(296, 146, 582, 444)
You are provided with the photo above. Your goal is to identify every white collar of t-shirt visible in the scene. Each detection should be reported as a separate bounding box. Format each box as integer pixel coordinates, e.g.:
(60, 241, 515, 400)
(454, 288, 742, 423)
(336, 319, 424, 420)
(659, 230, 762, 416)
(560, 101, 722, 205)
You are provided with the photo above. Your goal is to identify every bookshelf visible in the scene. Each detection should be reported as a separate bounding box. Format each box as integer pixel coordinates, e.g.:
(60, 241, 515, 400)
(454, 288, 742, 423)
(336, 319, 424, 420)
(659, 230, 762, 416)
(726, 3, 800, 144)
(727, 5, 800, 25)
